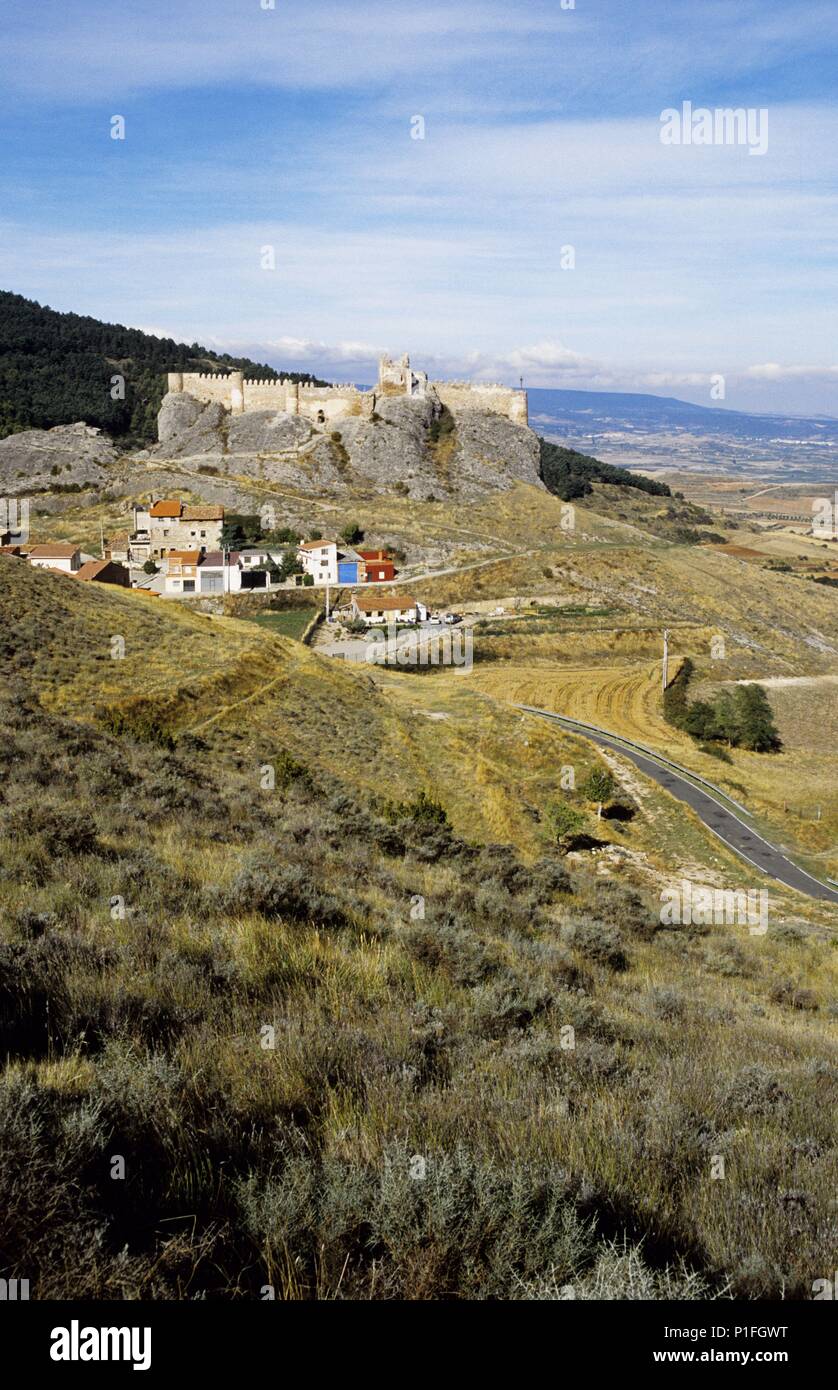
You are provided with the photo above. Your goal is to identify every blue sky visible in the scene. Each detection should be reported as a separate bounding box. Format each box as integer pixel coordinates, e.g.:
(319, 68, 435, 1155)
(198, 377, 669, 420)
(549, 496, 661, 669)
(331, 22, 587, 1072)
(2, 0, 838, 414)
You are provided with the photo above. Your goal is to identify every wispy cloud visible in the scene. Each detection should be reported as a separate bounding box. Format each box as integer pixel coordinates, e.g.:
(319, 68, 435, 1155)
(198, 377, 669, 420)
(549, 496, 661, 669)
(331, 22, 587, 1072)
(3, 1, 838, 411)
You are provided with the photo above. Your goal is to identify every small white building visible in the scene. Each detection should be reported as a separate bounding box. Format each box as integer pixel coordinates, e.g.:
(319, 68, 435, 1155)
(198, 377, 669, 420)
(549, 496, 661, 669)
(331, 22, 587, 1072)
(298, 539, 338, 585)
(194, 549, 285, 594)
(28, 543, 81, 573)
(351, 594, 419, 626)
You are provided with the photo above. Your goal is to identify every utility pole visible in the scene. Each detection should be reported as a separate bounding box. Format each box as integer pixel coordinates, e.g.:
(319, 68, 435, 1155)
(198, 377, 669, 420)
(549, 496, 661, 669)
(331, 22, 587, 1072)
(662, 628, 670, 692)
(325, 584, 331, 622)
(100, 517, 105, 559)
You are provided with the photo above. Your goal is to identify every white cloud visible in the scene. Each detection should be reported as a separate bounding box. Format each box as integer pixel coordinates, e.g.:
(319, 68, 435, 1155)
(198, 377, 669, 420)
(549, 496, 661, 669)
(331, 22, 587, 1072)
(744, 362, 838, 381)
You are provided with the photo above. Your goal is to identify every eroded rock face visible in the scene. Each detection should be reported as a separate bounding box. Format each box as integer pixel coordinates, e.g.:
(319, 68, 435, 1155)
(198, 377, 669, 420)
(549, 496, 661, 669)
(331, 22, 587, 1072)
(0, 422, 117, 492)
(152, 390, 544, 499)
(156, 396, 227, 455)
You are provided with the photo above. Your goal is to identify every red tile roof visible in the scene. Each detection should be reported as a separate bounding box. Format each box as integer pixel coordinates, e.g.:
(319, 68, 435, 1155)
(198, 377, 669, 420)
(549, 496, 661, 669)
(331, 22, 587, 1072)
(29, 543, 79, 557)
(353, 594, 416, 612)
(149, 500, 183, 518)
(181, 505, 224, 521)
(200, 551, 240, 566)
(76, 559, 128, 583)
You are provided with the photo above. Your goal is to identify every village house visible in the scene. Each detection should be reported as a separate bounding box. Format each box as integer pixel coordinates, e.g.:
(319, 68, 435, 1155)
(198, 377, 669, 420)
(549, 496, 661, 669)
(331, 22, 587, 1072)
(195, 550, 280, 594)
(237, 547, 282, 580)
(28, 543, 81, 573)
(336, 548, 366, 584)
(296, 540, 398, 585)
(298, 539, 338, 585)
(75, 558, 130, 587)
(104, 532, 132, 564)
(164, 549, 200, 594)
(358, 549, 397, 582)
(351, 594, 422, 626)
(126, 499, 225, 562)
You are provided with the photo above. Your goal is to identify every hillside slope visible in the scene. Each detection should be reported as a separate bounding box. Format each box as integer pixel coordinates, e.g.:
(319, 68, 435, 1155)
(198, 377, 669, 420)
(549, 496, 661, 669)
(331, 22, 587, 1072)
(2, 555, 837, 1300)
(0, 290, 326, 444)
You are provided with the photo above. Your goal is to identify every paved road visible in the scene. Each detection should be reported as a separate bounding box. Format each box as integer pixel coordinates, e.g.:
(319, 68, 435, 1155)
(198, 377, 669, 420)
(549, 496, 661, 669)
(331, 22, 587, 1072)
(522, 707, 838, 906)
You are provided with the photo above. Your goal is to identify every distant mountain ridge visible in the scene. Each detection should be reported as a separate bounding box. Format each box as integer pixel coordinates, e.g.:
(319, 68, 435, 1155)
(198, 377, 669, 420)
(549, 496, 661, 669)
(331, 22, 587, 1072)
(528, 387, 838, 443)
(0, 291, 328, 445)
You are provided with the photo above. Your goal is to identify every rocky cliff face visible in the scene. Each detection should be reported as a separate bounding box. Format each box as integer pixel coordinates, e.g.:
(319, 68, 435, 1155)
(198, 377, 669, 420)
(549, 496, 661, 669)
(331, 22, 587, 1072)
(0, 388, 544, 505)
(0, 422, 117, 492)
(154, 385, 544, 499)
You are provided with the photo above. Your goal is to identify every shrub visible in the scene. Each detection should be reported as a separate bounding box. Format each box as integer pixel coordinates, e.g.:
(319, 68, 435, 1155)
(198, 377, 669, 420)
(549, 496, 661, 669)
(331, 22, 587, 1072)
(3, 804, 101, 859)
(569, 918, 629, 972)
(221, 858, 348, 930)
(546, 800, 586, 847)
(768, 980, 819, 1012)
(580, 769, 616, 803)
(720, 1064, 788, 1118)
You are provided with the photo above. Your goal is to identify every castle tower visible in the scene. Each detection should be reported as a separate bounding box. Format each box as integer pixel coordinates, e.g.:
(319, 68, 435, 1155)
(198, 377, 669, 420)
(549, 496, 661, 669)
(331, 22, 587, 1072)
(510, 391, 528, 426)
(229, 370, 245, 415)
(168, 371, 184, 393)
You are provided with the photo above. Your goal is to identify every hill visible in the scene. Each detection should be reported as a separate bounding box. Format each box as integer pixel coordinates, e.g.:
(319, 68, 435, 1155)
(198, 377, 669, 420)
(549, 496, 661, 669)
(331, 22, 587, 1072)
(538, 438, 671, 501)
(529, 386, 838, 442)
(0, 291, 328, 445)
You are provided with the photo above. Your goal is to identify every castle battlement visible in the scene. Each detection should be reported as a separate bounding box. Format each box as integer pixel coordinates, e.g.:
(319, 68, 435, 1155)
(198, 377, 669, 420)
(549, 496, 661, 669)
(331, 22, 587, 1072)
(167, 355, 528, 427)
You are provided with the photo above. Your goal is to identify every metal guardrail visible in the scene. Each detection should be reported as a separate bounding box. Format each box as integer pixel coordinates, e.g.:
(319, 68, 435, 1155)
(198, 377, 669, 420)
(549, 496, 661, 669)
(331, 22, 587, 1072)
(516, 705, 753, 817)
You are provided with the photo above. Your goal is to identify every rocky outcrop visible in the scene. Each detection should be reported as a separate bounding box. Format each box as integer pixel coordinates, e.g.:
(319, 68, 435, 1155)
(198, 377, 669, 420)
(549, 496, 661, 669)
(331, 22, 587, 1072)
(0, 422, 117, 492)
(151, 387, 543, 499)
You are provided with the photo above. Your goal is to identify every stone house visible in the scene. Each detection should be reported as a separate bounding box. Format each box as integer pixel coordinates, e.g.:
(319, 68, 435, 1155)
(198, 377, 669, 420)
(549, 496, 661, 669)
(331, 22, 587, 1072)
(129, 499, 224, 561)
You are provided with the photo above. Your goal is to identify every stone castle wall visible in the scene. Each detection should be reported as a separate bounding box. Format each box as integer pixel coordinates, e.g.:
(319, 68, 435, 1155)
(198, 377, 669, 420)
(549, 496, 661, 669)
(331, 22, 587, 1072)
(168, 358, 528, 427)
(433, 382, 528, 426)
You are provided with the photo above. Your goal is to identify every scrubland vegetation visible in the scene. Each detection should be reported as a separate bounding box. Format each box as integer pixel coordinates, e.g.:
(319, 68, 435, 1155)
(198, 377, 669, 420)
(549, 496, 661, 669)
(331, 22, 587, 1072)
(1, 562, 836, 1301)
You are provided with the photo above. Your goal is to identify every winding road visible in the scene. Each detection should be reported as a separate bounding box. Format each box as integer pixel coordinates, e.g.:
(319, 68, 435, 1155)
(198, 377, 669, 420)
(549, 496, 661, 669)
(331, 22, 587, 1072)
(519, 706, 838, 906)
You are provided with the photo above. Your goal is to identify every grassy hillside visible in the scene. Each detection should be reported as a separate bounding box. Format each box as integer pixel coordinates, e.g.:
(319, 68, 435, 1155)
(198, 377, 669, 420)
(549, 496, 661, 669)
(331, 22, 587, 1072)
(0, 291, 327, 445)
(1, 557, 837, 1300)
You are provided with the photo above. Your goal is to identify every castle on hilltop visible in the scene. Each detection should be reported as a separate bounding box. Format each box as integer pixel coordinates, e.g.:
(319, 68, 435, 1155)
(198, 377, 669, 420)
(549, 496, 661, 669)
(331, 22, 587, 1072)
(167, 354, 528, 427)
